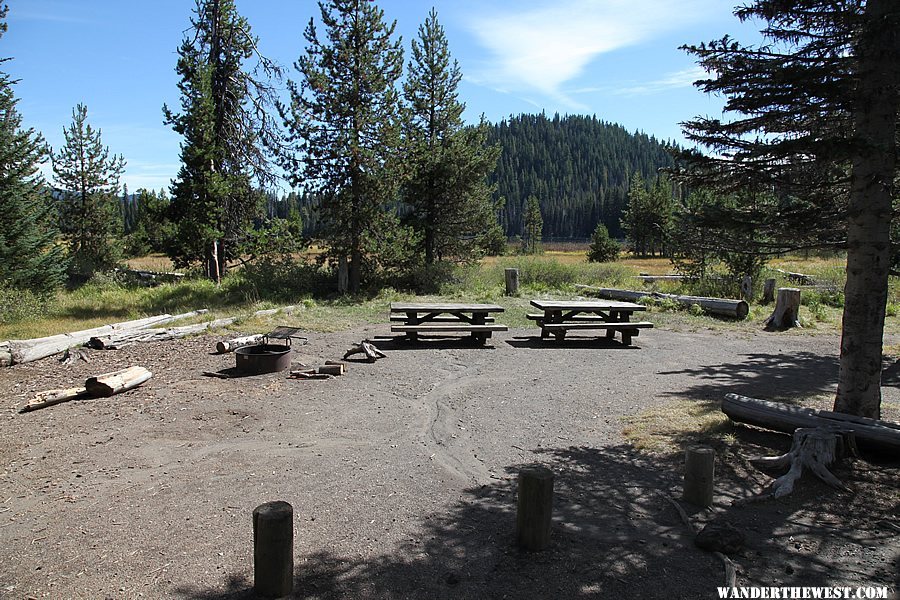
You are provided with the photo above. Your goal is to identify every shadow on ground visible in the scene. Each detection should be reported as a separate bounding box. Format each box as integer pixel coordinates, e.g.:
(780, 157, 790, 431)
(173, 441, 899, 600)
(657, 351, 841, 401)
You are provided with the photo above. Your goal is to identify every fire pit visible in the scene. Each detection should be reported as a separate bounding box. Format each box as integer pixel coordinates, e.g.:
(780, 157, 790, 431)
(234, 344, 292, 374)
(233, 326, 307, 374)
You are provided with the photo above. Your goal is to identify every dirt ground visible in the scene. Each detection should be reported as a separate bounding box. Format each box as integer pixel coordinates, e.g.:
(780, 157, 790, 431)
(0, 324, 898, 599)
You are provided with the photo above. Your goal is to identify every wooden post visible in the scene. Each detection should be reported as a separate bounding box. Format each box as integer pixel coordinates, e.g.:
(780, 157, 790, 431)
(516, 466, 554, 551)
(765, 288, 801, 330)
(253, 501, 293, 598)
(683, 445, 715, 507)
(740, 275, 753, 302)
(337, 256, 349, 294)
(504, 268, 519, 296)
(762, 278, 776, 304)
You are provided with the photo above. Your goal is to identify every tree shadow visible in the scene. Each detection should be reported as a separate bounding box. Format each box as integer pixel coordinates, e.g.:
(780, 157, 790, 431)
(370, 335, 502, 351)
(504, 335, 641, 350)
(657, 351, 841, 402)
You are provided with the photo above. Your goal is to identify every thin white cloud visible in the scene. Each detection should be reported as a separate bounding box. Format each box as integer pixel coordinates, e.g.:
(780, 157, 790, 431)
(464, 0, 714, 107)
(572, 66, 708, 97)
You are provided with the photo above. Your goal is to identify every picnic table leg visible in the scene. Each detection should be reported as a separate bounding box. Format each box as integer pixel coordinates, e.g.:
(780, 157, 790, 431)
(470, 311, 488, 344)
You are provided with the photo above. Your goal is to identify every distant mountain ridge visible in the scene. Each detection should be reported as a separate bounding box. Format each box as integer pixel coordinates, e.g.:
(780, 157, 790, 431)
(488, 113, 676, 240)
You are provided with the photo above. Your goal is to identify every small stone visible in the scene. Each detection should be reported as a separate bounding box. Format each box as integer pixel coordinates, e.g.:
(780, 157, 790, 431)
(785, 565, 794, 575)
(694, 520, 745, 555)
(444, 572, 460, 586)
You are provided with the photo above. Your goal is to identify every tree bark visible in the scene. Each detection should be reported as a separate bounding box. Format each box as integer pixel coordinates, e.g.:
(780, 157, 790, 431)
(834, 0, 900, 419)
(84, 366, 153, 397)
(764, 288, 801, 330)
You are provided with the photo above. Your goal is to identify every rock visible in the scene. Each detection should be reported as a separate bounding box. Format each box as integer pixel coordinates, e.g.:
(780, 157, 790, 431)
(694, 521, 746, 555)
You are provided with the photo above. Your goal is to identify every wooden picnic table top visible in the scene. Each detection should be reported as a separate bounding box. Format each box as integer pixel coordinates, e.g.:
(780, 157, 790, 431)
(390, 302, 505, 313)
(529, 299, 646, 312)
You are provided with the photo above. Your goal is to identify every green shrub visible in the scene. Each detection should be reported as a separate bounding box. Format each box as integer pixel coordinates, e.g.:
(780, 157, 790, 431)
(587, 223, 620, 263)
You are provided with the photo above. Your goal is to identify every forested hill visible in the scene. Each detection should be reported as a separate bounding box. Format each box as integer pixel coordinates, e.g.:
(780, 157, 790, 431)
(488, 113, 676, 240)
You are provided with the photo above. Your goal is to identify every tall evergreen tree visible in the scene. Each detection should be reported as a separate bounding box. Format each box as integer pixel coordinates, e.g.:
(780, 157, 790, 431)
(0, 5, 66, 292)
(280, 0, 404, 294)
(52, 103, 125, 277)
(164, 0, 281, 280)
(402, 9, 499, 265)
(677, 0, 900, 418)
(522, 194, 543, 254)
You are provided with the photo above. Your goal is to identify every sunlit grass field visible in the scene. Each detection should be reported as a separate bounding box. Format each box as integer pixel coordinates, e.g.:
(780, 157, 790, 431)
(2, 246, 898, 340)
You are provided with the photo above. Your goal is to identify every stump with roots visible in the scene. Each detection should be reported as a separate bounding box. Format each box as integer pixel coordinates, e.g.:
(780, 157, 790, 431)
(752, 427, 857, 498)
(764, 287, 801, 330)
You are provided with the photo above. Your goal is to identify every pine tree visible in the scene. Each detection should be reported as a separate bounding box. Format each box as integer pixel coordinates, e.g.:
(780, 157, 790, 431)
(164, 0, 280, 280)
(677, 0, 900, 418)
(280, 0, 404, 293)
(52, 103, 125, 277)
(521, 195, 543, 254)
(587, 223, 619, 263)
(0, 6, 66, 292)
(402, 9, 500, 265)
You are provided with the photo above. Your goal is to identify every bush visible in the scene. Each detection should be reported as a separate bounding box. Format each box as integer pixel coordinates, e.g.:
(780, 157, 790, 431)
(587, 223, 620, 263)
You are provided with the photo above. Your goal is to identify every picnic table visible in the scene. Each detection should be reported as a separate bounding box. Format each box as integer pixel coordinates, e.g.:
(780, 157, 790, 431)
(527, 299, 653, 345)
(390, 302, 508, 345)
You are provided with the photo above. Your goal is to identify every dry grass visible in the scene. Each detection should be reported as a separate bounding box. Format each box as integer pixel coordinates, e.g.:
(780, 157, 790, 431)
(621, 399, 733, 454)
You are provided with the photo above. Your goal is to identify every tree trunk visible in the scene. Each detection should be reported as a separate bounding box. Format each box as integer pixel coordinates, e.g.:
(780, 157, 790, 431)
(349, 249, 361, 294)
(762, 278, 776, 304)
(834, 0, 900, 419)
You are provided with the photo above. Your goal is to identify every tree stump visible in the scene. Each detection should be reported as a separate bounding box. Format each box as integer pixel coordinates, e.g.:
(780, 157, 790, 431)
(504, 268, 519, 296)
(751, 427, 856, 498)
(740, 276, 753, 302)
(516, 466, 554, 551)
(762, 278, 776, 304)
(253, 501, 294, 598)
(683, 445, 716, 507)
(764, 287, 801, 330)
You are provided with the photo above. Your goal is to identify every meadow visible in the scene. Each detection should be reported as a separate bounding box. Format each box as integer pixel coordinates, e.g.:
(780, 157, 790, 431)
(2, 247, 897, 342)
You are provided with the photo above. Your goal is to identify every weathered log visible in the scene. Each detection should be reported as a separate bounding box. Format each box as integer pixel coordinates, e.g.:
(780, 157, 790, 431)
(20, 386, 89, 412)
(343, 341, 386, 362)
(764, 288, 801, 330)
(752, 427, 854, 497)
(633, 274, 691, 282)
(89, 317, 239, 349)
(0, 310, 209, 366)
(576, 285, 749, 319)
(316, 364, 344, 376)
(722, 393, 900, 452)
(216, 334, 265, 354)
(762, 278, 776, 304)
(85, 366, 153, 397)
(288, 370, 333, 380)
(773, 268, 815, 285)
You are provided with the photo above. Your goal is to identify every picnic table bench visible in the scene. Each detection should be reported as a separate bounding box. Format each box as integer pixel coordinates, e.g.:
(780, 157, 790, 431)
(528, 299, 653, 345)
(390, 302, 508, 345)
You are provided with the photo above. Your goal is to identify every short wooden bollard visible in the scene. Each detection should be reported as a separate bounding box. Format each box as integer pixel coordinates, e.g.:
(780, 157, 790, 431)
(683, 446, 715, 507)
(516, 466, 554, 551)
(505, 268, 520, 296)
(762, 278, 776, 304)
(253, 501, 294, 598)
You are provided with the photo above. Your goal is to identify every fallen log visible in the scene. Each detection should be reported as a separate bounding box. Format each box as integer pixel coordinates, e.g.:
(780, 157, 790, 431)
(0, 309, 209, 366)
(722, 393, 900, 452)
(89, 317, 239, 349)
(772, 268, 815, 285)
(20, 386, 89, 412)
(752, 427, 855, 498)
(216, 334, 265, 354)
(576, 285, 749, 319)
(85, 366, 153, 397)
(343, 341, 386, 362)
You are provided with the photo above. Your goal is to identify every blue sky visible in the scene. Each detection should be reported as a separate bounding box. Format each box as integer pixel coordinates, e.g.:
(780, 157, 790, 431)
(4, 0, 763, 192)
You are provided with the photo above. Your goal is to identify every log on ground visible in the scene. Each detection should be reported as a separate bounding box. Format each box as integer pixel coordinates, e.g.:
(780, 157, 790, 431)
(216, 334, 265, 354)
(722, 393, 900, 452)
(20, 386, 89, 412)
(85, 366, 153, 397)
(0, 309, 209, 366)
(576, 285, 749, 319)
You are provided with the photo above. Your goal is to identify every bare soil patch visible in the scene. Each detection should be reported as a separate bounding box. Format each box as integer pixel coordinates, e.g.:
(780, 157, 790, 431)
(0, 326, 897, 599)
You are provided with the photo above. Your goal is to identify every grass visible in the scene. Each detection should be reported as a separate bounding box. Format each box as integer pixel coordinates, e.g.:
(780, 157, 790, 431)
(621, 399, 734, 455)
(4, 250, 899, 341)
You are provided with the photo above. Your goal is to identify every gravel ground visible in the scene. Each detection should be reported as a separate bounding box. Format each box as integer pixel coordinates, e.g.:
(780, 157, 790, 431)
(0, 325, 897, 599)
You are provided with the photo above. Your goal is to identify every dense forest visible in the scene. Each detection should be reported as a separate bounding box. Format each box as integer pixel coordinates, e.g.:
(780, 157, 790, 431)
(488, 113, 676, 240)
(262, 112, 677, 241)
